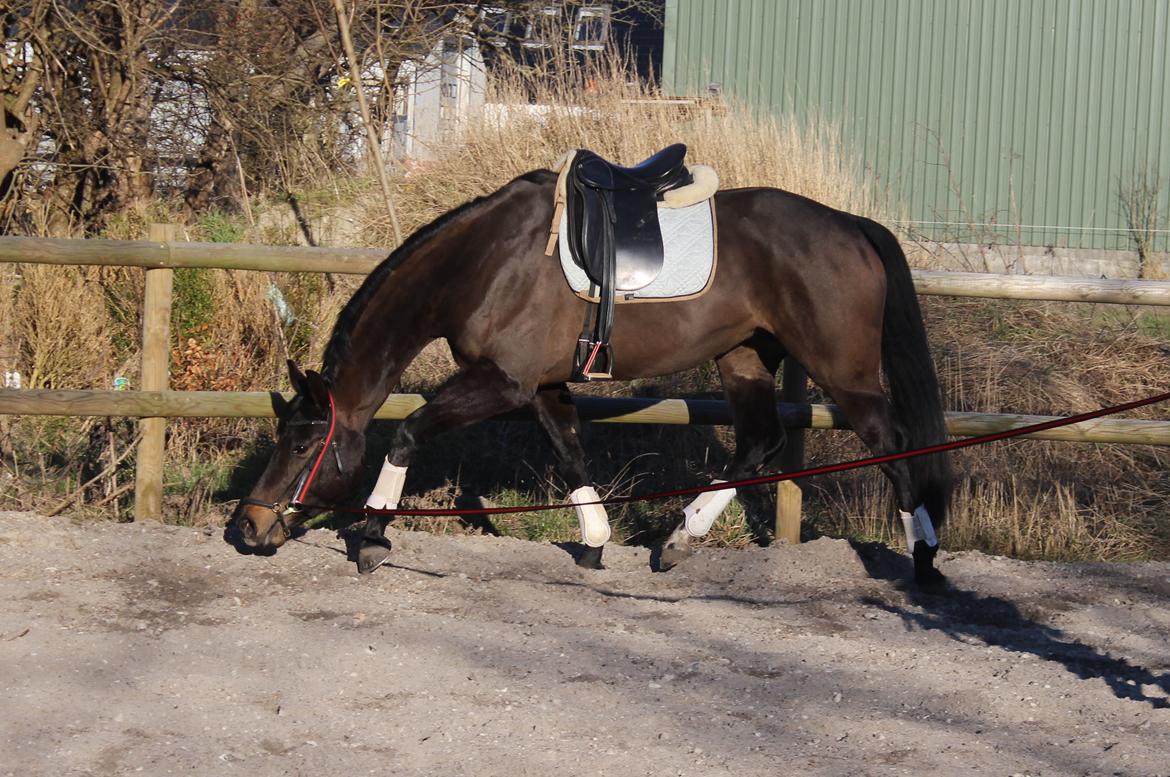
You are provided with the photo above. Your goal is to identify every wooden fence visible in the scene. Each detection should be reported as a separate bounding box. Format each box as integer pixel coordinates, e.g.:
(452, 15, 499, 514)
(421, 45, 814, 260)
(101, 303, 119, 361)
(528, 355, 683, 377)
(2, 232, 1170, 543)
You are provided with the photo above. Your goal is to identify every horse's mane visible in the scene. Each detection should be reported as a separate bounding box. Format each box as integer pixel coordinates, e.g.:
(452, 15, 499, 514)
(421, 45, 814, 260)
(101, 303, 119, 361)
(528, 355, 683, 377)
(321, 169, 553, 381)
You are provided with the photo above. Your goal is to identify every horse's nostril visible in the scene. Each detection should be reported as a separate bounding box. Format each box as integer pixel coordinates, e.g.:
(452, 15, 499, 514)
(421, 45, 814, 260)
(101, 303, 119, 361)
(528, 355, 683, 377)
(240, 517, 257, 540)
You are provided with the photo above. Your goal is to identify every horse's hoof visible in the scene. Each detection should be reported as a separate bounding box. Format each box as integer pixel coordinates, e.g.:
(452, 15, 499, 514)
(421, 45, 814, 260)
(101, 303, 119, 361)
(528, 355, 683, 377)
(912, 541, 945, 591)
(656, 541, 692, 572)
(914, 566, 947, 592)
(575, 544, 605, 570)
(357, 540, 393, 575)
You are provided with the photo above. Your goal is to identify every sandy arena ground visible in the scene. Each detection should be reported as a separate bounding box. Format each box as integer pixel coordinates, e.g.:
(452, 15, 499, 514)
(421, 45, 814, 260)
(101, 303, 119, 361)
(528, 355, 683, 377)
(1, 511, 1168, 776)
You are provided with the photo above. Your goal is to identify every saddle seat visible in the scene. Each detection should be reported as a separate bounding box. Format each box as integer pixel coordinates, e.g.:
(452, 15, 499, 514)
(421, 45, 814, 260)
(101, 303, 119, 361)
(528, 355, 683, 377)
(574, 143, 689, 193)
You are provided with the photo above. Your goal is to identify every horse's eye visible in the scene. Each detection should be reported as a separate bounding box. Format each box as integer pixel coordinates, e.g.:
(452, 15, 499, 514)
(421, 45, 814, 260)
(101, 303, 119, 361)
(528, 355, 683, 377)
(292, 444, 309, 455)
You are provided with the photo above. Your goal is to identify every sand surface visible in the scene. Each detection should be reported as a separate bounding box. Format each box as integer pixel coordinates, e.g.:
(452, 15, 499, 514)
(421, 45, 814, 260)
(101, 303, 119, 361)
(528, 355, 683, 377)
(1, 511, 1168, 776)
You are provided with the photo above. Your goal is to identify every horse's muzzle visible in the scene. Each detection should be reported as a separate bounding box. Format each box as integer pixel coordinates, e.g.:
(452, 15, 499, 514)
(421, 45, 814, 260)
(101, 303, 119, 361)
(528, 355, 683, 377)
(229, 504, 290, 551)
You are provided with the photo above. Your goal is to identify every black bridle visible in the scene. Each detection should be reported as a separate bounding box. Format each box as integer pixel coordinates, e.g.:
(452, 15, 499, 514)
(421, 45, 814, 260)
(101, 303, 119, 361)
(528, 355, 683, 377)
(239, 389, 342, 537)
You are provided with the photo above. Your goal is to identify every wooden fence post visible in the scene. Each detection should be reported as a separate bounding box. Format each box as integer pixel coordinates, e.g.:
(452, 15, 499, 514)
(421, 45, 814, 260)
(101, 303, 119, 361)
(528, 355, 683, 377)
(775, 357, 807, 545)
(133, 224, 176, 520)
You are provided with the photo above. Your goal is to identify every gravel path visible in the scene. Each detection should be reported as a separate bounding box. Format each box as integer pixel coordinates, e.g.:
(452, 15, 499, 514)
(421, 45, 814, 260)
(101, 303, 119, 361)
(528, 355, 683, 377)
(1, 511, 1168, 776)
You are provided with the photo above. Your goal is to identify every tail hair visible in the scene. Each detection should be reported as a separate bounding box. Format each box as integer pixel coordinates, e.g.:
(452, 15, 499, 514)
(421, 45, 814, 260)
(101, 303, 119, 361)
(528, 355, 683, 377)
(858, 217, 952, 524)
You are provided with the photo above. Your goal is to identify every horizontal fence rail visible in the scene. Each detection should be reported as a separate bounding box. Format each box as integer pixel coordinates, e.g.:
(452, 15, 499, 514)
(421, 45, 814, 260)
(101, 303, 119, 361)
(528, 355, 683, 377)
(0, 236, 387, 274)
(3, 236, 1170, 305)
(2, 389, 1168, 446)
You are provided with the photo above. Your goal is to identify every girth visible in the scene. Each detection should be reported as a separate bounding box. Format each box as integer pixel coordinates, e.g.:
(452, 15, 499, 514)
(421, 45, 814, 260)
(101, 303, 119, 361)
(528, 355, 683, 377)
(563, 143, 691, 380)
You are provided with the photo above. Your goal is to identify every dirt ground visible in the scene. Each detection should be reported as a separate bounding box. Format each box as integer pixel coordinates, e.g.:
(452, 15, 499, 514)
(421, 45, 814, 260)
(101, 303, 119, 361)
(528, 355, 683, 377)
(1, 511, 1168, 777)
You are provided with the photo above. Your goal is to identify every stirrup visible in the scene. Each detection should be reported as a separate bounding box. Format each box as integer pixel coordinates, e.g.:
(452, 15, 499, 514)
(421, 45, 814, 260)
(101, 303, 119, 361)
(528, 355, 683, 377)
(573, 339, 613, 381)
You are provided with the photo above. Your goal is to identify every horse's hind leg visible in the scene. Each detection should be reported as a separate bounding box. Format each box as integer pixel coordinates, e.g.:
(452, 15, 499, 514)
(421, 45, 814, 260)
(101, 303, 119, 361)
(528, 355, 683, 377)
(659, 337, 785, 570)
(819, 383, 945, 588)
(531, 384, 609, 569)
(356, 359, 535, 573)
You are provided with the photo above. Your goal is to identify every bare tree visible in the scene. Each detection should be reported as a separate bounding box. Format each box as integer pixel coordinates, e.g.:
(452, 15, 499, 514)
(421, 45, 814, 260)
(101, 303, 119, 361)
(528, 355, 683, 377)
(1119, 172, 1166, 279)
(1, 1, 660, 235)
(1, 2, 45, 218)
(1, 1, 194, 233)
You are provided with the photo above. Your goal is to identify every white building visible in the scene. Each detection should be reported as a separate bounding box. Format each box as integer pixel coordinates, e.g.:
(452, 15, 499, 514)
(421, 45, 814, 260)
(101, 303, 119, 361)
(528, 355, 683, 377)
(387, 37, 486, 161)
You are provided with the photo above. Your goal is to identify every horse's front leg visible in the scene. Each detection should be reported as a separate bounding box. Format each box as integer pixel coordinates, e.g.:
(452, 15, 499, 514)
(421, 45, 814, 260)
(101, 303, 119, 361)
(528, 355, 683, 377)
(357, 359, 534, 574)
(531, 384, 609, 569)
(659, 343, 785, 571)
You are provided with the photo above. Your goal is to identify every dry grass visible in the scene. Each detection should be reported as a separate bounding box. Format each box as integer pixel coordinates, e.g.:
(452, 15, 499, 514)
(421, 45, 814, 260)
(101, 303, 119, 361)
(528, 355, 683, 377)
(946, 479, 1154, 561)
(803, 298, 1170, 560)
(13, 265, 114, 389)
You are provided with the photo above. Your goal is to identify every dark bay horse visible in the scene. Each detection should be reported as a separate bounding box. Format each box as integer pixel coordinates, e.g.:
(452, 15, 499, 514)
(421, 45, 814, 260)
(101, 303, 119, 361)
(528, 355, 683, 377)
(231, 168, 952, 586)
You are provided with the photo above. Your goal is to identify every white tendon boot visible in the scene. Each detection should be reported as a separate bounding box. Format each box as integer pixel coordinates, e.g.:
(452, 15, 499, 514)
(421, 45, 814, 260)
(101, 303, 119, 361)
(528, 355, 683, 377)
(365, 459, 408, 511)
(569, 486, 611, 548)
(683, 480, 737, 538)
(899, 504, 938, 552)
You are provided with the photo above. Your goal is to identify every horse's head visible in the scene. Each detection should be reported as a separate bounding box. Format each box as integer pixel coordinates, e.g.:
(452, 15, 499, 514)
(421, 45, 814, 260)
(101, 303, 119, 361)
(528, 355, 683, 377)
(228, 361, 365, 552)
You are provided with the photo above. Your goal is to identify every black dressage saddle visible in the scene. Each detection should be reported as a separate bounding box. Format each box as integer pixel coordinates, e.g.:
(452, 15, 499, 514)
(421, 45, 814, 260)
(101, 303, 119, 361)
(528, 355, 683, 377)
(563, 143, 692, 380)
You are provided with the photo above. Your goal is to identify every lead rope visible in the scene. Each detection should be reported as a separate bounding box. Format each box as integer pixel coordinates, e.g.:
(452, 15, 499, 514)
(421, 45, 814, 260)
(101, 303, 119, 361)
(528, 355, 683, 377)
(298, 390, 1170, 520)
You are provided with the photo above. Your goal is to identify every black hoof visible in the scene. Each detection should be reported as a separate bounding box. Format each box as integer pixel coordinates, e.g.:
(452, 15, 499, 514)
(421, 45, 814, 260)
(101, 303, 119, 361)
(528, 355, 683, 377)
(575, 544, 605, 570)
(914, 566, 948, 591)
(912, 541, 946, 592)
(357, 537, 393, 575)
(655, 541, 692, 572)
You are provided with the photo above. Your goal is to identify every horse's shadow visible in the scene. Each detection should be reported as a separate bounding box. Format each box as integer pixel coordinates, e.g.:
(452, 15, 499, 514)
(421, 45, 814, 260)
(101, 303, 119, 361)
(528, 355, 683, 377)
(852, 541, 1170, 709)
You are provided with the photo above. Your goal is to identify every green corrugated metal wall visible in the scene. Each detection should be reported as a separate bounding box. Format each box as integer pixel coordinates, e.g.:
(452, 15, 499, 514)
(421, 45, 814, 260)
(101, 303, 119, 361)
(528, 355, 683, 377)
(663, 0, 1169, 251)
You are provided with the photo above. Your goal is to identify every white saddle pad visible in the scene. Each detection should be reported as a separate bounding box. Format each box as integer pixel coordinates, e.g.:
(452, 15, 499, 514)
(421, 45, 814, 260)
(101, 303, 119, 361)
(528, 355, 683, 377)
(557, 198, 717, 302)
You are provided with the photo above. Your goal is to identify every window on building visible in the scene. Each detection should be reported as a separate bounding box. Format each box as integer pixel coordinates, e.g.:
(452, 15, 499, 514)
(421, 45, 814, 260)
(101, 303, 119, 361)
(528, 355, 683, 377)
(522, 6, 563, 49)
(572, 5, 611, 51)
(480, 6, 511, 47)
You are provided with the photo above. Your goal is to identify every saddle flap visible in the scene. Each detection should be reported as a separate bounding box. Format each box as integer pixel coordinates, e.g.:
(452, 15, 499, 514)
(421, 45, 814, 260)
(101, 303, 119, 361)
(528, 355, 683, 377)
(565, 176, 610, 283)
(610, 188, 665, 290)
(557, 197, 717, 302)
(567, 180, 664, 292)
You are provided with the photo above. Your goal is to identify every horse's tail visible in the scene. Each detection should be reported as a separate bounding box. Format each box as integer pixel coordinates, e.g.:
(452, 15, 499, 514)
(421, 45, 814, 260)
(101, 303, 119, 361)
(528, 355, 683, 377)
(858, 217, 952, 525)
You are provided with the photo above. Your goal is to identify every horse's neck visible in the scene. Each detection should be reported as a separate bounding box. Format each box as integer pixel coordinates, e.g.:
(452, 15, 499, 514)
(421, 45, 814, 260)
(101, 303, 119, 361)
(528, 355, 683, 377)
(330, 232, 459, 428)
(332, 311, 432, 429)
(327, 177, 538, 428)
(338, 343, 430, 428)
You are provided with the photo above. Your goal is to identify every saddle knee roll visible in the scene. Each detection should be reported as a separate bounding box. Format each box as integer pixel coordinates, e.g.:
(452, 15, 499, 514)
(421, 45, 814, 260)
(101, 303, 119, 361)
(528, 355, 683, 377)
(683, 481, 736, 537)
(899, 504, 938, 552)
(569, 486, 612, 548)
(366, 459, 408, 510)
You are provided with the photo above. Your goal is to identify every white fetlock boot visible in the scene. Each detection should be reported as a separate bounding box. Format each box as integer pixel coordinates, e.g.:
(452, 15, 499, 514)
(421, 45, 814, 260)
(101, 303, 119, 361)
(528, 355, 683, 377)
(660, 481, 737, 571)
(366, 459, 408, 511)
(358, 459, 408, 574)
(683, 481, 737, 538)
(569, 486, 611, 548)
(900, 504, 944, 587)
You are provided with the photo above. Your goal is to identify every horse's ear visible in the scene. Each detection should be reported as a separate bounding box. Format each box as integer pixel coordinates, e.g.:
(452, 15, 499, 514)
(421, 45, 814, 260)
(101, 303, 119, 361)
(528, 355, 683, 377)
(271, 390, 294, 421)
(287, 359, 310, 396)
(288, 360, 329, 413)
(304, 369, 331, 410)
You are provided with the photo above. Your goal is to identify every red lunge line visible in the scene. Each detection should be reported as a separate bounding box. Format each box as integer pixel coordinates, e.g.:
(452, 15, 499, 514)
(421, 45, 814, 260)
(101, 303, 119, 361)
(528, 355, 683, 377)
(305, 390, 1170, 518)
(293, 390, 337, 506)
